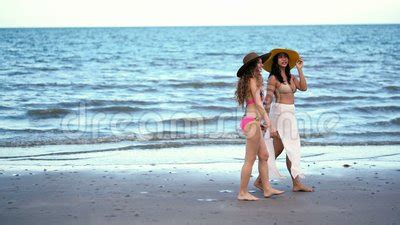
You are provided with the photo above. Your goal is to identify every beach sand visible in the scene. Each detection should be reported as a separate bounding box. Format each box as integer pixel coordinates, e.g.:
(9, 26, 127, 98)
(0, 145, 399, 225)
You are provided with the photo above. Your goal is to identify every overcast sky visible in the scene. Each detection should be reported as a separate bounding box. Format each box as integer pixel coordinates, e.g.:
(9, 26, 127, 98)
(0, 0, 399, 27)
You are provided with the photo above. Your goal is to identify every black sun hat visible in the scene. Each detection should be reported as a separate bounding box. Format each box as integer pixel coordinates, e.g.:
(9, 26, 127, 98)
(237, 52, 270, 77)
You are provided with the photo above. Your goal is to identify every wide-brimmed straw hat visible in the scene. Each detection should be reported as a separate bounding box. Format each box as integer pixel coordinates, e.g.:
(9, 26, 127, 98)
(263, 48, 300, 72)
(237, 52, 270, 77)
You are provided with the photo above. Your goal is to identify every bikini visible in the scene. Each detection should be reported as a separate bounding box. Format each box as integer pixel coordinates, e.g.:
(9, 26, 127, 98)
(277, 82, 296, 96)
(240, 98, 260, 132)
(240, 82, 295, 132)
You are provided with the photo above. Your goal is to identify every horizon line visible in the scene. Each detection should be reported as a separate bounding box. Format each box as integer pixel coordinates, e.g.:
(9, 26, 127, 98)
(0, 22, 399, 29)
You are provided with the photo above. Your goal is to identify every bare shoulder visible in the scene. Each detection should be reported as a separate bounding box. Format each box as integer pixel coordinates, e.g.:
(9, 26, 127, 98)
(249, 76, 259, 83)
(268, 75, 277, 85)
(248, 77, 257, 88)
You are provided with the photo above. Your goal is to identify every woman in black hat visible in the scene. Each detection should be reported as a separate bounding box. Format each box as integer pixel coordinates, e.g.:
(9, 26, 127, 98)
(235, 52, 284, 201)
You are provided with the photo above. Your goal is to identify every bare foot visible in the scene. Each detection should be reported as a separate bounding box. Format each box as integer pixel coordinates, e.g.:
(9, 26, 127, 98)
(237, 192, 259, 201)
(253, 180, 263, 191)
(264, 188, 285, 198)
(255, 180, 285, 197)
(292, 183, 314, 192)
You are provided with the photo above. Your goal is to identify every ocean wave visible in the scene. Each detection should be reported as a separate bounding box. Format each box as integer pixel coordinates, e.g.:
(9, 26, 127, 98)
(160, 115, 238, 126)
(190, 105, 237, 111)
(365, 117, 400, 126)
(1, 138, 400, 160)
(139, 131, 240, 141)
(216, 97, 236, 102)
(353, 105, 400, 113)
(170, 81, 234, 89)
(0, 114, 26, 120)
(0, 128, 79, 134)
(0, 138, 245, 159)
(300, 95, 368, 102)
(299, 131, 335, 139)
(328, 95, 400, 101)
(201, 52, 242, 57)
(383, 85, 400, 92)
(10, 157, 87, 161)
(89, 106, 145, 113)
(302, 140, 400, 146)
(318, 61, 358, 69)
(343, 131, 400, 136)
(389, 96, 400, 100)
(295, 102, 342, 108)
(10, 82, 149, 90)
(0, 145, 136, 159)
(22, 66, 60, 72)
(0, 131, 241, 148)
(1, 125, 399, 149)
(26, 108, 72, 119)
(4, 71, 32, 76)
(0, 106, 12, 110)
(390, 117, 400, 125)
(303, 130, 400, 138)
(127, 139, 244, 149)
(308, 80, 350, 88)
(0, 134, 137, 148)
(57, 99, 154, 108)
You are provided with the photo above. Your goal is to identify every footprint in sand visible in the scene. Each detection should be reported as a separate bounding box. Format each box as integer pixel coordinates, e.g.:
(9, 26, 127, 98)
(219, 190, 233, 193)
(197, 198, 218, 202)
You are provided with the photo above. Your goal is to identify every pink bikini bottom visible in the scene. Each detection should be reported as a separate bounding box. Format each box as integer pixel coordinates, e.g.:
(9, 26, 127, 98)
(240, 115, 259, 132)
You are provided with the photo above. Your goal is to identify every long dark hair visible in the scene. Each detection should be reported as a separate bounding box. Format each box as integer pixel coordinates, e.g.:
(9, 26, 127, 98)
(235, 60, 263, 108)
(269, 52, 291, 84)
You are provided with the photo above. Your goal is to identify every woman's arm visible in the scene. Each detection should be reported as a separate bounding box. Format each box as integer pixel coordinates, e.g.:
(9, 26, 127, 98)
(265, 76, 278, 136)
(293, 57, 307, 91)
(264, 75, 277, 115)
(249, 78, 270, 126)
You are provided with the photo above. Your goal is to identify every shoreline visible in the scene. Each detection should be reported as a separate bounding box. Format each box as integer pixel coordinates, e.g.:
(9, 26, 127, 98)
(0, 144, 399, 172)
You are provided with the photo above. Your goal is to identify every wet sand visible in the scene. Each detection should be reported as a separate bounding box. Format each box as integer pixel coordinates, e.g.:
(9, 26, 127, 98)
(0, 160, 399, 225)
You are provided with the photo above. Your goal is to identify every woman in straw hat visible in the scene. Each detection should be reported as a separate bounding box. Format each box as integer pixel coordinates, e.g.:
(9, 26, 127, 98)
(235, 52, 284, 201)
(254, 48, 314, 192)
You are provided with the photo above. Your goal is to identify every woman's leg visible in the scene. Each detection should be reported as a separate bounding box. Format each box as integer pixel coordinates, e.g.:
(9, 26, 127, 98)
(238, 122, 262, 201)
(286, 156, 314, 192)
(254, 133, 284, 189)
(257, 134, 285, 197)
